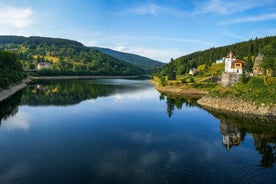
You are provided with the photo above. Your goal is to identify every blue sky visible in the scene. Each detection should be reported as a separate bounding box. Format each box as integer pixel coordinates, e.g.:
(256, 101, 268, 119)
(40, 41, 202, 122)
(0, 0, 276, 62)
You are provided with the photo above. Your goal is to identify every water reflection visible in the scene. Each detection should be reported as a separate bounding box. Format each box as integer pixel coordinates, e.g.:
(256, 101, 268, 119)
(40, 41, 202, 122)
(159, 93, 199, 117)
(220, 120, 245, 151)
(0, 79, 276, 176)
(160, 93, 276, 168)
(213, 111, 276, 168)
(0, 91, 22, 125)
(21, 79, 151, 106)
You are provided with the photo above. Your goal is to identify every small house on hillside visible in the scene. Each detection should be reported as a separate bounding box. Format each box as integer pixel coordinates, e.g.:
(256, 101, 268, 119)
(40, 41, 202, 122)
(225, 51, 246, 74)
(216, 57, 225, 63)
(188, 67, 197, 76)
(37, 62, 51, 70)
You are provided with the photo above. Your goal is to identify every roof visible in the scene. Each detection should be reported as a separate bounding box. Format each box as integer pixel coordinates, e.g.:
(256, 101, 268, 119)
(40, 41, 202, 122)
(38, 62, 51, 66)
(231, 59, 246, 68)
(232, 59, 246, 64)
(226, 51, 236, 59)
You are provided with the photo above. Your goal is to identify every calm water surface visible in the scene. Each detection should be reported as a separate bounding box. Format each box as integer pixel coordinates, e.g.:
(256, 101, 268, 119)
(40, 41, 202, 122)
(0, 79, 275, 184)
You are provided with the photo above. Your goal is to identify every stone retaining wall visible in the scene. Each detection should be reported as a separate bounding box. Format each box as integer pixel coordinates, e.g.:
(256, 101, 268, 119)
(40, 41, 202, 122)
(221, 72, 241, 87)
(197, 96, 276, 117)
(0, 81, 28, 103)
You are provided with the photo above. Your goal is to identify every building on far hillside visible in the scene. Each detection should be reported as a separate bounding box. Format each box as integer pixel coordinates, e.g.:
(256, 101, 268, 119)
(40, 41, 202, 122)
(216, 57, 225, 63)
(188, 67, 197, 76)
(224, 51, 246, 74)
(37, 62, 51, 70)
(220, 51, 246, 87)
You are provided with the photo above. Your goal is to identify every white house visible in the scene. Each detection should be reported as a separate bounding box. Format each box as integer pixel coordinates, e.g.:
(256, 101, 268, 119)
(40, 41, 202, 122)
(216, 57, 225, 63)
(188, 67, 197, 76)
(224, 51, 246, 74)
(37, 62, 51, 70)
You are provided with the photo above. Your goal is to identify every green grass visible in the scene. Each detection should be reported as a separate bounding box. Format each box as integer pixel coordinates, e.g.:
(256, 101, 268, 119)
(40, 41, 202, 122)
(209, 76, 276, 105)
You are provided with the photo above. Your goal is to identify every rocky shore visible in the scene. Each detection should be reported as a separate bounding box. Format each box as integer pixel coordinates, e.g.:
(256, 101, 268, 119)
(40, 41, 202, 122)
(197, 96, 276, 117)
(0, 79, 30, 103)
(152, 81, 276, 118)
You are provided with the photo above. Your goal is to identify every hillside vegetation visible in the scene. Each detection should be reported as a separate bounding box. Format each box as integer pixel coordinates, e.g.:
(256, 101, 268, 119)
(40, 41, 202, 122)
(0, 50, 24, 89)
(155, 36, 276, 77)
(0, 36, 147, 76)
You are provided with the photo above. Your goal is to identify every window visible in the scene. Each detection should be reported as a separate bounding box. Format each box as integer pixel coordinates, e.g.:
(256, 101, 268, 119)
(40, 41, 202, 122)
(235, 63, 241, 67)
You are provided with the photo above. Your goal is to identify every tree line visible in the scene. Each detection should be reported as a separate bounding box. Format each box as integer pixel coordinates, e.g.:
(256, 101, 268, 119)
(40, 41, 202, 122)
(155, 36, 276, 78)
(0, 50, 24, 89)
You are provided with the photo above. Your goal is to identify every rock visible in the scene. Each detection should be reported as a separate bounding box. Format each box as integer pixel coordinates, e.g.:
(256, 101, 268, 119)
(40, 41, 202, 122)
(197, 96, 274, 117)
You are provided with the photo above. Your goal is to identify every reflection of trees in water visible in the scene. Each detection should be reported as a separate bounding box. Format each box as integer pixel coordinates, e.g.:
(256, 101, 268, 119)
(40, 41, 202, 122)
(214, 111, 276, 168)
(159, 93, 200, 117)
(20, 80, 147, 106)
(0, 91, 22, 125)
(253, 135, 276, 168)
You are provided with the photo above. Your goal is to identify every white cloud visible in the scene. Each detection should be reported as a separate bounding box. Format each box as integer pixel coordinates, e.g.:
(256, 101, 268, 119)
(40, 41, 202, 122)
(126, 3, 187, 16)
(194, 0, 268, 15)
(219, 13, 276, 25)
(0, 4, 35, 28)
(130, 3, 159, 15)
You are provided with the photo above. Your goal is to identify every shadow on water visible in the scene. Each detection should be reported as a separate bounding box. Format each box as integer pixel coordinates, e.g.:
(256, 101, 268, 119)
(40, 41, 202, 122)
(0, 91, 22, 125)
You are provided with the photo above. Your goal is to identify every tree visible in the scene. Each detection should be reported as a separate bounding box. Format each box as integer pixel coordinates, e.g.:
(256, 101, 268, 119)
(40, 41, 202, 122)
(167, 59, 176, 80)
(246, 55, 253, 72)
(261, 44, 276, 76)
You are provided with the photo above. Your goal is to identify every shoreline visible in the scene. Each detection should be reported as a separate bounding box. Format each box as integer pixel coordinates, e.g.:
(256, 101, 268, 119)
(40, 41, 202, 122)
(197, 96, 276, 118)
(0, 79, 31, 103)
(29, 75, 142, 80)
(151, 81, 208, 98)
(152, 81, 276, 118)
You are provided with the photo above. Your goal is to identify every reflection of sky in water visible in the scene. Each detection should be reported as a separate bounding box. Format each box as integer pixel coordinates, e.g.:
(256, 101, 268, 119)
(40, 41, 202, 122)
(0, 80, 275, 183)
(1, 111, 32, 131)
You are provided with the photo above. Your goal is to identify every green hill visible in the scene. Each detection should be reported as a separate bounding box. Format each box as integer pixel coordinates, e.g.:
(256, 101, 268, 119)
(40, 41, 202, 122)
(93, 47, 164, 73)
(155, 36, 276, 76)
(0, 35, 145, 76)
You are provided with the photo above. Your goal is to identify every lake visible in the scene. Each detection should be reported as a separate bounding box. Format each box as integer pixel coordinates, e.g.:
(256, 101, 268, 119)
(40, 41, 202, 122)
(0, 79, 275, 184)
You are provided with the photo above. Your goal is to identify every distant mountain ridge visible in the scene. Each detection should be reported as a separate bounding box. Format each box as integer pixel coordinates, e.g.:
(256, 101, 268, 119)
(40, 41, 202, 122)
(93, 47, 164, 73)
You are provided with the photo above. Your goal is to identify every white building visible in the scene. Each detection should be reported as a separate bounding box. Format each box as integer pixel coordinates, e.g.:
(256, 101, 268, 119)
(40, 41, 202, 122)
(37, 62, 51, 70)
(216, 57, 225, 63)
(224, 51, 246, 74)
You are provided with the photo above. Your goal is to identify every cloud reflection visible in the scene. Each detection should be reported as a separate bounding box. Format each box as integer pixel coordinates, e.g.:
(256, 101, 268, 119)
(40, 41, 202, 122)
(1, 111, 31, 131)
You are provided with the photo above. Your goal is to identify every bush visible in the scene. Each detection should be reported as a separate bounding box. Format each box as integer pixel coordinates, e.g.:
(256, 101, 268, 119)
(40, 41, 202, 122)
(160, 76, 166, 86)
(189, 76, 194, 83)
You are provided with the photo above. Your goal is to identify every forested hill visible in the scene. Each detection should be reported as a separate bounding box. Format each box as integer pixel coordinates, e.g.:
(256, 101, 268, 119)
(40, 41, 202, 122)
(0, 35, 146, 76)
(156, 36, 276, 76)
(93, 47, 164, 73)
(0, 35, 83, 47)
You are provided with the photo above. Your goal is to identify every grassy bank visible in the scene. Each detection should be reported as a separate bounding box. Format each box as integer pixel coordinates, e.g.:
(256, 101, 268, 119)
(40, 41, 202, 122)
(209, 76, 276, 105)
